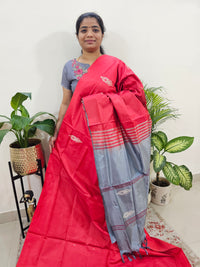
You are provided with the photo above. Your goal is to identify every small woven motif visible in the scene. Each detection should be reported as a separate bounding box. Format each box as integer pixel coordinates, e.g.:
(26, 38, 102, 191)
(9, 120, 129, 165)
(100, 76, 113, 87)
(69, 135, 82, 143)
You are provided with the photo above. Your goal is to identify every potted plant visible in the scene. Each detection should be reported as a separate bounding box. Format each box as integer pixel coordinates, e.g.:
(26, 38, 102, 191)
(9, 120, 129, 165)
(144, 85, 179, 134)
(0, 92, 56, 175)
(151, 131, 194, 205)
(144, 85, 194, 205)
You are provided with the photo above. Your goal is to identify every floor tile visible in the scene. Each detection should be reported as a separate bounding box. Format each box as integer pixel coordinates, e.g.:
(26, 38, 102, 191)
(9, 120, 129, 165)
(1, 176, 200, 266)
(0, 220, 19, 267)
(152, 177, 200, 257)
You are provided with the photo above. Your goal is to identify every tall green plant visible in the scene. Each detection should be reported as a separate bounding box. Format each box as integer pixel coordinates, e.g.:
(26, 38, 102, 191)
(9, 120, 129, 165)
(0, 92, 56, 148)
(144, 85, 179, 133)
(144, 85, 194, 190)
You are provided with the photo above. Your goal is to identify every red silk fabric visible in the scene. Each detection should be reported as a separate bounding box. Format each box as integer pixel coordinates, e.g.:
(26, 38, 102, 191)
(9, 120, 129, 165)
(17, 55, 191, 266)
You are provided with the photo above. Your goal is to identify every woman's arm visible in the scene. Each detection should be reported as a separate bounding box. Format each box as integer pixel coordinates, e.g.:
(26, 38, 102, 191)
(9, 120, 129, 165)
(49, 87, 72, 152)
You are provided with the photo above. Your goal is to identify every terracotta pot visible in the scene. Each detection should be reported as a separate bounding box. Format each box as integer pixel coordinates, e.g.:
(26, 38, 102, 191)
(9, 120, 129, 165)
(150, 177, 172, 205)
(10, 138, 45, 176)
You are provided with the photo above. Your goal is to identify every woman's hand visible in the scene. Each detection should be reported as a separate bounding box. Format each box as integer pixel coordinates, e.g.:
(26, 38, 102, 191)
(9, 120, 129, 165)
(49, 135, 57, 153)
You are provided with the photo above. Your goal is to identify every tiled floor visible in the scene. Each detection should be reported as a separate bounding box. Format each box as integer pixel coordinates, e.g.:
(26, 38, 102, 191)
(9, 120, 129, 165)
(152, 174, 200, 258)
(0, 220, 19, 267)
(1, 175, 200, 267)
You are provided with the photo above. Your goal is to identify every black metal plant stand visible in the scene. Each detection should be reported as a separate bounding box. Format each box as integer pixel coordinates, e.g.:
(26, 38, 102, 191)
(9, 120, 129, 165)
(8, 159, 45, 238)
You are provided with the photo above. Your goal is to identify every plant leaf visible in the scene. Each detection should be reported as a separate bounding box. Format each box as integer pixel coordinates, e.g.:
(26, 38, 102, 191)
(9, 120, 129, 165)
(163, 162, 180, 185)
(173, 165, 193, 190)
(33, 119, 55, 136)
(153, 150, 166, 173)
(19, 105, 30, 118)
(11, 93, 31, 111)
(0, 115, 10, 120)
(156, 131, 168, 147)
(11, 111, 16, 118)
(151, 133, 164, 151)
(0, 129, 10, 144)
(165, 136, 194, 153)
(144, 85, 179, 132)
(30, 112, 56, 123)
(10, 115, 30, 131)
(27, 126, 37, 138)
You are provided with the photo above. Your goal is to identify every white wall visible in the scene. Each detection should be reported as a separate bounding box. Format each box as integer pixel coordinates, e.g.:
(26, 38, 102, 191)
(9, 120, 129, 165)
(0, 0, 199, 213)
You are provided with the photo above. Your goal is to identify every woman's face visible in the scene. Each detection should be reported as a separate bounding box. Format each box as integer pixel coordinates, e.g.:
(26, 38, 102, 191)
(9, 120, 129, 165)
(77, 17, 103, 53)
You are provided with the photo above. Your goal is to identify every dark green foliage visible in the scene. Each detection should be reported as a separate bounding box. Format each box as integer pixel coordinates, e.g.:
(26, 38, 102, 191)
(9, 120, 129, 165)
(0, 92, 56, 148)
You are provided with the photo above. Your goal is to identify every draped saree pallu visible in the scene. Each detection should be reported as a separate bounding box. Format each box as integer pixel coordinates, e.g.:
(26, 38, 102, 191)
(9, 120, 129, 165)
(17, 55, 191, 267)
(82, 91, 151, 261)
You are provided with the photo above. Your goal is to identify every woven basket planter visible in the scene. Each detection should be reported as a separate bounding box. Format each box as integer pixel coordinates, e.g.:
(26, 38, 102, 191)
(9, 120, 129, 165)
(10, 138, 45, 176)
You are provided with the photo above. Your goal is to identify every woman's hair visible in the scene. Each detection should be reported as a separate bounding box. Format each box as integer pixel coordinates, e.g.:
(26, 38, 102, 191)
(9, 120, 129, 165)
(76, 12, 106, 54)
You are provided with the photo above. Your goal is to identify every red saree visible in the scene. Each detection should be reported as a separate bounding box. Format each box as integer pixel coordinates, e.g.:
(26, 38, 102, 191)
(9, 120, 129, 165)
(17, 55, 191, 267)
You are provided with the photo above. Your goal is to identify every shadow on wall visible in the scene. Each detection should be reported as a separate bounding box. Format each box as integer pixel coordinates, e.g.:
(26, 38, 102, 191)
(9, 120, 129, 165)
(34, 31, 80, 112)
(33, 32, 80, 161)
(103, 31, 131, 62)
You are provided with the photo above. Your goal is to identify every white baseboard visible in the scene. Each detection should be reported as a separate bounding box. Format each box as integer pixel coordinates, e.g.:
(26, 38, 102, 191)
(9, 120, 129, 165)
(0, 209, 26, 224)
(1, 174, 199, 224)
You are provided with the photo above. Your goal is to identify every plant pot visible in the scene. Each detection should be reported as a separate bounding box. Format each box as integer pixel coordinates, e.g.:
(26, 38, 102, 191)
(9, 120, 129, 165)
(10, 138, 45, 176)
(150, 177, 172, 205)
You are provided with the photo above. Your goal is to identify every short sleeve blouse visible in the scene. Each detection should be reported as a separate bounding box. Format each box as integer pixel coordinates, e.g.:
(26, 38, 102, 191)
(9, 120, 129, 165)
(61, 59, 90, 93)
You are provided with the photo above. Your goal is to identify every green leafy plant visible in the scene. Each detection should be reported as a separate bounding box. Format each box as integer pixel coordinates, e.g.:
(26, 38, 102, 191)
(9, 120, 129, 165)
(151, 131, 194, 190)
(0, 92, 56, 148)
(144, 85, 194, 190)
(144, 85, 179, 133)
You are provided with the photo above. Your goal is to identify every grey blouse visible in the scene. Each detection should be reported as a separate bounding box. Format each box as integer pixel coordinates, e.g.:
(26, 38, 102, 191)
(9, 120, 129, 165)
(61, 59, 90, 93)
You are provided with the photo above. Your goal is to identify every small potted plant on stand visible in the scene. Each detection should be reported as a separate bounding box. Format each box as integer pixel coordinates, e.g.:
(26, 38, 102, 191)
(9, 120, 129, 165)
(0, 92, 56, 176)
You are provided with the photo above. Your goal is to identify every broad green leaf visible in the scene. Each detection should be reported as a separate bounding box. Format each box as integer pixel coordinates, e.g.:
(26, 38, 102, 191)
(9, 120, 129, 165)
(174, 165, 192, 190)
(33, 119, 55, 136)
(21, 92, 32, 99)
(10, 115, 30, 131)
(11, 111, 16, 118)
(27, 126, 37, 138)
(151, 133, 164, 151)
(19, 105, 30, 118)
(165, 136, 194, 153)
(30, 112, 56, 123)
(163, 162, 179, 185)
(0, 129, 10, 144)
(11, 93, 31, 111)
(156, 131, 168, 147)
(153, 150, 166, 173)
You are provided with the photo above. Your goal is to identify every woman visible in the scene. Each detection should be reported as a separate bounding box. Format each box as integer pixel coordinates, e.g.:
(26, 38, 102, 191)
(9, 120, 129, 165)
(17, 12, 190, 267)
